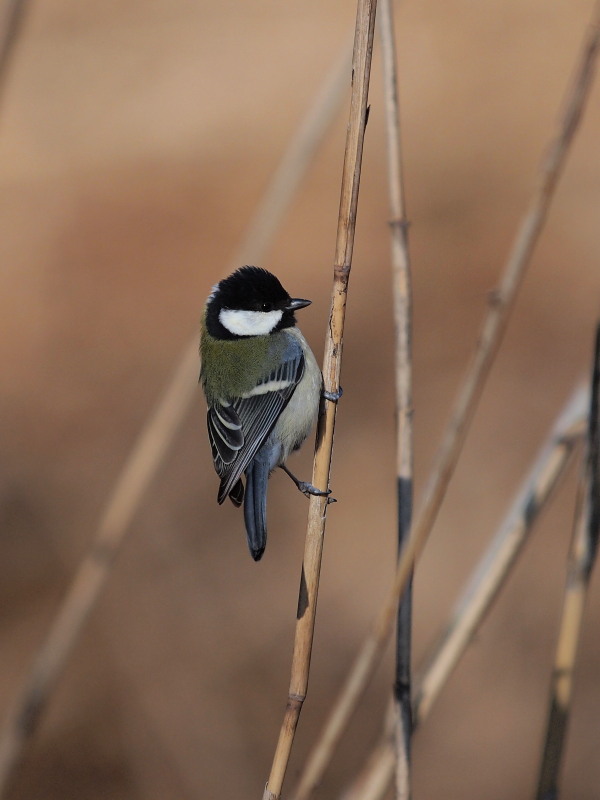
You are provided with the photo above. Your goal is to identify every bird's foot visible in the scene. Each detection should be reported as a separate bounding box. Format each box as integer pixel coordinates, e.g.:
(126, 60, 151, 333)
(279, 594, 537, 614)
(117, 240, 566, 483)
(296, 481, 332, 498)
(280, 465, 334, 501)
(323, 386, 343, 403)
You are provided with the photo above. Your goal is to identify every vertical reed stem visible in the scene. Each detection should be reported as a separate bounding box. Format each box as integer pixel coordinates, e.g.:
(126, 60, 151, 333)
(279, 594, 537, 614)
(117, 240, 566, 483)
(263, 2, 378, 798)
(379, 1, 414, 797)
(535, 325, 600, 800)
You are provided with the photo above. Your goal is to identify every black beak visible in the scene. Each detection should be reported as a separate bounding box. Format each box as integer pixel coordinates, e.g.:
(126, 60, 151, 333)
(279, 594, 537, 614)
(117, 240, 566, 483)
(287, 298, 312, 311)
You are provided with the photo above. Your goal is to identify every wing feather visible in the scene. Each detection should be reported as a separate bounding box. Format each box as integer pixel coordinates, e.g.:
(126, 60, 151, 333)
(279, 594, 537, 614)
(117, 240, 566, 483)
(207, 403, 243, 465)
(206, 339, 305, 504)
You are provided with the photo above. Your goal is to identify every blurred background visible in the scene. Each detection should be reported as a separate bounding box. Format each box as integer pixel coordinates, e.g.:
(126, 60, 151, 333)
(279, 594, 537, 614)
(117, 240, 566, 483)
(2, 0, 600, 797)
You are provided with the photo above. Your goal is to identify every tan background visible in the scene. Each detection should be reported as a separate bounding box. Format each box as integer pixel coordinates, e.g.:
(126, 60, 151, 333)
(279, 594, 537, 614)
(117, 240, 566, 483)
(2, 1, 600, 798)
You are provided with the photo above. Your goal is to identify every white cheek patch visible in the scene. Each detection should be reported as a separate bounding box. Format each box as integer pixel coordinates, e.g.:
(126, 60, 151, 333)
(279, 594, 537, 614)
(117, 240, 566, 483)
(219, 308, 283, 336)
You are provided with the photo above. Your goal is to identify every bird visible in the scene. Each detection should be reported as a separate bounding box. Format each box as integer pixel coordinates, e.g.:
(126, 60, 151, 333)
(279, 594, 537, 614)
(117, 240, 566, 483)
(199, 266, 326, 561)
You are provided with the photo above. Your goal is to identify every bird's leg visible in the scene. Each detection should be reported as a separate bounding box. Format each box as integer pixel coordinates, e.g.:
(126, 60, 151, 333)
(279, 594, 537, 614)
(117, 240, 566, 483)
(323, 385, 343, 403)
(280, 464, 332, 498)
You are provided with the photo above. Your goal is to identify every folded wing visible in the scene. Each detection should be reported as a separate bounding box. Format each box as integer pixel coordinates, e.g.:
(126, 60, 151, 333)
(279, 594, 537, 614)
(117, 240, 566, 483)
(207, 339, 305, 504)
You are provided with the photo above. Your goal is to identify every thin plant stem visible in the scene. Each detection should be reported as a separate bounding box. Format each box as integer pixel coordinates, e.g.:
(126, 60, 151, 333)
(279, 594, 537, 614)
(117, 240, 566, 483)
(0, 45, 353, 798)
(379, 1, 413, 798)
(262, 2, 378, 798)
(290, 6, 600, 797)
(535, 326, 600, 800)
(340, 385, 587, 800)
(413, 387, 587, 726)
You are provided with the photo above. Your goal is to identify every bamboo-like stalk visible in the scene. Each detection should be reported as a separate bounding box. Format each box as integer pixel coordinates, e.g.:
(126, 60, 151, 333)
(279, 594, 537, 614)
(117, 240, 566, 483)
(535, 327, 600, 800)
(0, 45, 353, 798)
(291, 6, 600, 797)
(262, 3, 378, 799)
(340, 385, 587, 800)
(378, 1, 413, 798)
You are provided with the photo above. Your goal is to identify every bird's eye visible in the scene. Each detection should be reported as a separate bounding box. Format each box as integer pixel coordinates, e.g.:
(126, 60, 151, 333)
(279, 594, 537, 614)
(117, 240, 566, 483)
(261, 302, 273, 312)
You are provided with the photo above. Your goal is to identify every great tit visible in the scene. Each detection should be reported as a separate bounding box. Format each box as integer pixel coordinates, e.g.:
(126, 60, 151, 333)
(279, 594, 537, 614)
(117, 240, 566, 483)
(200, 266, 325, 561)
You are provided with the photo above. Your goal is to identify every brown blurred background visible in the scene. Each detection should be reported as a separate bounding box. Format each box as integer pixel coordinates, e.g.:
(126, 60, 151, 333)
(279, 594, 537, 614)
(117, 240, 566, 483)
(2, 1, 600, 798)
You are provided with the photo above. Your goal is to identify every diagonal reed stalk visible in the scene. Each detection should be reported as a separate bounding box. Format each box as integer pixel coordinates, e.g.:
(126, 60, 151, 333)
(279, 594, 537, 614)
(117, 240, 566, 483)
(341, 384, 587, 800)
(290, 5, 600, 797)
(262, 2, 378, 798)
(379, 0, 414, 797)
(413, 387, 588, 727)
(0, 43, 353, 798)
(535, 326, 600, 800)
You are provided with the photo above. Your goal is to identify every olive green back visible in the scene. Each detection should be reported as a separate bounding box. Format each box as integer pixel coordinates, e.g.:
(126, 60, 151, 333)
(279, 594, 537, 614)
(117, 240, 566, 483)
(200, 317, 289, 404)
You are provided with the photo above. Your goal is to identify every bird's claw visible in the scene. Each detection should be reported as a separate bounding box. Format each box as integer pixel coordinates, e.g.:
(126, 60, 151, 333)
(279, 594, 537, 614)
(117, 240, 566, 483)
(323, 386, 343, 403)
(279, 464, 336, 503)
(297, 481, 332, 498)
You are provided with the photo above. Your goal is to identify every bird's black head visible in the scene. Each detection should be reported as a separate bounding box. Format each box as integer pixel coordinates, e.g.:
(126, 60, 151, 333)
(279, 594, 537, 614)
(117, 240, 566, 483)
(205, 266, 311, 340)
(216, 266, 289, 312)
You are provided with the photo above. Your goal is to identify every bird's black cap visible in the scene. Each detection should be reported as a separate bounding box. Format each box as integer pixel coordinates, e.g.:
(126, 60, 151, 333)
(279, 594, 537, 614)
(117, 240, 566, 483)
(206, 266, 311, 340)
(216, 266, 289, 311)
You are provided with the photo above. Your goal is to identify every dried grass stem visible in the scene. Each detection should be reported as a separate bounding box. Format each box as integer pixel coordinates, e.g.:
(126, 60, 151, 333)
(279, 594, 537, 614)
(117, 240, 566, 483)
(263, 3, 378, 798)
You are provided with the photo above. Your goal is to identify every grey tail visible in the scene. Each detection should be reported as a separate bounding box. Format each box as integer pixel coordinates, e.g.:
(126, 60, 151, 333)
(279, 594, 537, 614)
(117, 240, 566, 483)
(244, 454, 270, 561)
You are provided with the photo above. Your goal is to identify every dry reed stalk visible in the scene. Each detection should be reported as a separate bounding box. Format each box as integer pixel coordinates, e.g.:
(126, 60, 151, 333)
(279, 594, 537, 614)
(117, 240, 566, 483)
(535, 327, 600, 800)
(414, 386, 588, 726)
(379, 0, 413, 797)
(340, 385, 587, 800)
(290, 5, 600, 797)
(0, 45, 353, 798)
(262, 3, 377, 798)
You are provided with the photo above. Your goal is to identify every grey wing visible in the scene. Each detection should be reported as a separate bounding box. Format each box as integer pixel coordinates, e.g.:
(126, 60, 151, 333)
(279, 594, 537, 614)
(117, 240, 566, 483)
(207, 403, 244, 473)
(207, 341, 305, 504)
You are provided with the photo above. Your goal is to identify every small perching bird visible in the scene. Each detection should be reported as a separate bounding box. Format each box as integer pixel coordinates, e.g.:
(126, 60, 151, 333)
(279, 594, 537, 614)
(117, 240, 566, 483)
(200, 266, 325, 560)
